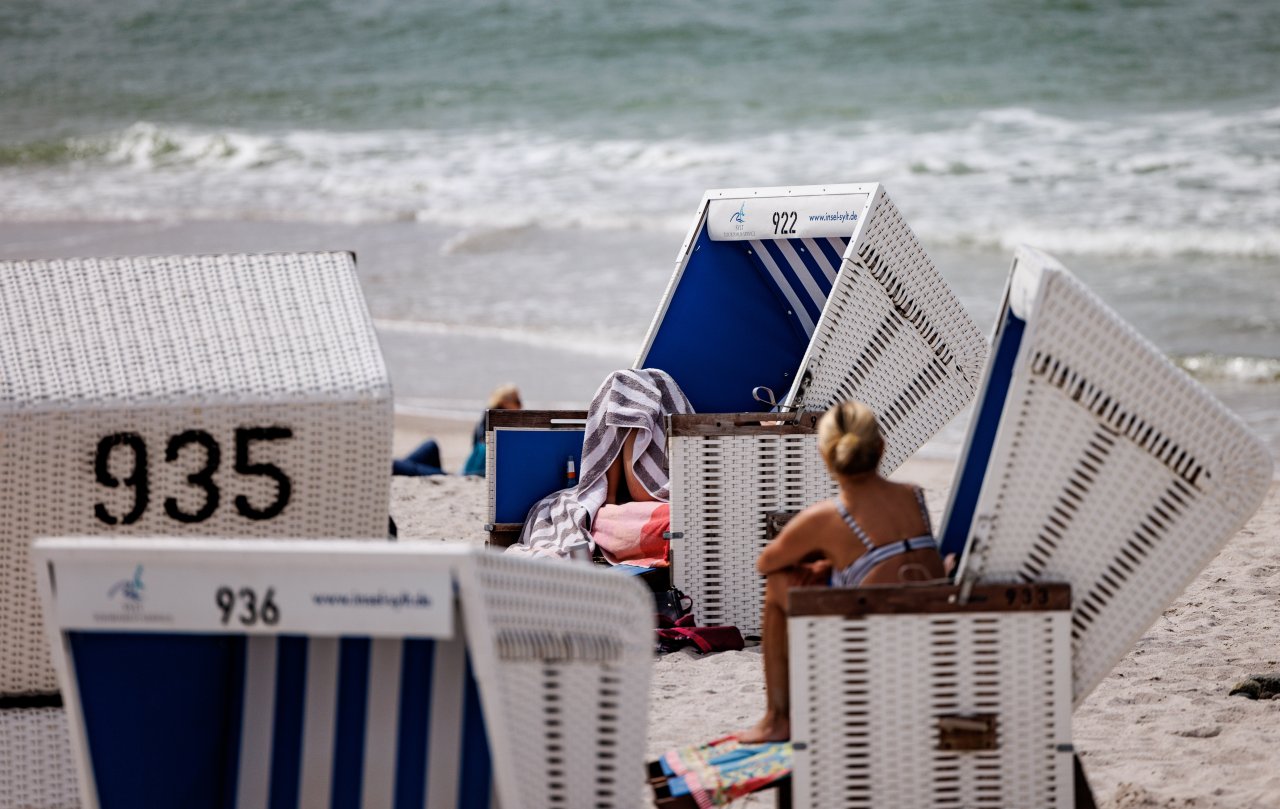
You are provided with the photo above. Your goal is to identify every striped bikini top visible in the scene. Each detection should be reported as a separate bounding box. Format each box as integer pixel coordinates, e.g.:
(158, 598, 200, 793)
(829, 487, 938, 588)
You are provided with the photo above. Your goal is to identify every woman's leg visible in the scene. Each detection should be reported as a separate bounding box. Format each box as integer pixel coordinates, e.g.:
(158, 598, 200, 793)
(405, 439, 442, 470)
(603, 445, 623, 504)
(738, 568, 810, 743)
(621, 428, 657, 502)
(392, 439, 445, 476)
(604, 428, 655, 504)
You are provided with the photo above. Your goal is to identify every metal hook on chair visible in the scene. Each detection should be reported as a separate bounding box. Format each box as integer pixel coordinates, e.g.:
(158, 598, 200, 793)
(752, 386, 778, 409)
(752, 386, 798, 413)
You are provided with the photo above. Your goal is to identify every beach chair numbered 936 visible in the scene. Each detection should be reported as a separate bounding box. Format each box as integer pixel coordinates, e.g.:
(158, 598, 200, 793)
(33, 538, 653, 809)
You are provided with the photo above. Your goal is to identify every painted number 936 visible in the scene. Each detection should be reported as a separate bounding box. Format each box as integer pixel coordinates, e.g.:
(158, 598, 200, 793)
(94, 427, 293, 526)
(216, 585, 280, 626)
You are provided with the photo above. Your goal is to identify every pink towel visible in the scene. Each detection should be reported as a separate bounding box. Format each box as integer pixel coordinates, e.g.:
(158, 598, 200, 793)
(592, 501, 670, 568)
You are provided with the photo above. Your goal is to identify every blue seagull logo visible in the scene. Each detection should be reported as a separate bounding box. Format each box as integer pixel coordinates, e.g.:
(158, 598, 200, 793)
(107, 564, 145, 602)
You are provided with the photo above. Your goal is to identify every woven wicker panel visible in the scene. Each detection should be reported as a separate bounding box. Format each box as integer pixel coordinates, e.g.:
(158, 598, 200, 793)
(0, 708, 78, 809)
(962, 247, 1273, 707)
(790, 609, 1073, 808)
(458, 550, 652, 809)
(0, 253, 392, 805)
(0, 253, 387, 407)
(791, 189, 988, 473)
(1, 401, 391, 694)
(669, 433, 835, 636)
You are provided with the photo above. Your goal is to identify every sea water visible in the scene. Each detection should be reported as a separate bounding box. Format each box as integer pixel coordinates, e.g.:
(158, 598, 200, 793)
(0, 0, 1276, 461)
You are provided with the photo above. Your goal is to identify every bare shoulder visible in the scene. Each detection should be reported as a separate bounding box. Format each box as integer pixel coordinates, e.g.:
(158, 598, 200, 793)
(770, 500, 840, 548)
(784, 500, 840, 531)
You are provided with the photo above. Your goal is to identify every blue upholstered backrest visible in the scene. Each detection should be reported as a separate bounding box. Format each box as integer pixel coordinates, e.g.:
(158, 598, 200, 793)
(640, 229, 848, 413)
(937, 305, 1026, 562)
(70, 632, 490, 809)
(492, 428, 585, 524)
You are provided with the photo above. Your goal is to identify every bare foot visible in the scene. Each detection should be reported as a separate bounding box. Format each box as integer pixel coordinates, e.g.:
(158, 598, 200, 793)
(736, 714, 790, 744)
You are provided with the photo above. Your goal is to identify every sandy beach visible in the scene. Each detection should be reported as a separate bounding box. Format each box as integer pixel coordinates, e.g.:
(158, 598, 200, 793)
(392, 414, 1280, 809)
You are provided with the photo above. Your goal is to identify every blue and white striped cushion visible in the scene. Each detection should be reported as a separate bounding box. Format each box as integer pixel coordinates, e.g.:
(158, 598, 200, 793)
(69, 632, 491, 809)
(745, 237, 847, 339)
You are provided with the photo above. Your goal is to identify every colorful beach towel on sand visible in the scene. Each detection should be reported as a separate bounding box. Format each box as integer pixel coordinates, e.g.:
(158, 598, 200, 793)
(592, 501, 670, 567)
(658, 736, 792, 809)
(505, 368, 693, 560)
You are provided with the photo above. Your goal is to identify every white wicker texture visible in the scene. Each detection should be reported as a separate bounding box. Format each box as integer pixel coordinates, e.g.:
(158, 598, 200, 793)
(0, 253, 388, 407)
(457, 550, 653, 809)
(790, 188, 988, 473)
(486, 426, 498, 524)
(789, 606, 1073, 808)
(960, 246, 1273, 707)
(0, 709, 77, 809)
(0, 253, 392, 806)
(668, 432, 834, 635)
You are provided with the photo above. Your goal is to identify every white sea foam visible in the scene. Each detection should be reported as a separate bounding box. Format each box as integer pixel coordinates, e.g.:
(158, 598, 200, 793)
(1174, 354, 1280, 384)
(2, 107, 1279, 258)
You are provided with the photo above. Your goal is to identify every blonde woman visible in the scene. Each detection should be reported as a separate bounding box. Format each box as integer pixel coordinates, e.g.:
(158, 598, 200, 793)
(739, 400, 944, 743)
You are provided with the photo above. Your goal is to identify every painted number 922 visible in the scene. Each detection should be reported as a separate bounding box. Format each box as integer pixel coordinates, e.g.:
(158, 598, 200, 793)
(772, 211, 798, 235)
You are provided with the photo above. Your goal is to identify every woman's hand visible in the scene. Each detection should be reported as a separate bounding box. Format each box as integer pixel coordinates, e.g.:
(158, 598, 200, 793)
(794, 558, 832, 586)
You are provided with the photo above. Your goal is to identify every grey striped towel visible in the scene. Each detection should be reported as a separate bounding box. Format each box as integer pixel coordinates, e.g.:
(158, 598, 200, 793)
(505, 368, 694, 560)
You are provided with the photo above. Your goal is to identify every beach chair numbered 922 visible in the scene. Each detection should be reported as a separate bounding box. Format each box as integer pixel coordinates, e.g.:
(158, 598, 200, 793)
(649, 184, 986, 634)
(488, 185, 987, 636)
(33, 538, 653, 809)
(0, 253, 393, 809)
(785, 246, 1272, 808)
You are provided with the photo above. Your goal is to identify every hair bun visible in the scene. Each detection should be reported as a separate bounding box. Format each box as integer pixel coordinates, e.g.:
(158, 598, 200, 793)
(817, 400, 885, 476)
(835, 433, 861, 467)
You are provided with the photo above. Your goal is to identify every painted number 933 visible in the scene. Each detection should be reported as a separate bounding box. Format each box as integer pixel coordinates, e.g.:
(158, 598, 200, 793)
(93, 427, 293, 526)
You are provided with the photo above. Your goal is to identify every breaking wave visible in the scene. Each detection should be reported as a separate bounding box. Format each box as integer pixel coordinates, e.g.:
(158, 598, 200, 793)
(2, 107, 1280, 258)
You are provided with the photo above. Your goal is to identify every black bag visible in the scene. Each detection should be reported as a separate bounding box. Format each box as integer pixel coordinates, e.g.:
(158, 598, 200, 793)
(653, 587, 693, 625)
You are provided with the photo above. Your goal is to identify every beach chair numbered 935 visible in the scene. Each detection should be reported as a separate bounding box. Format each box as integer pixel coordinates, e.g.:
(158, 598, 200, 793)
(0, 253, 393, 808)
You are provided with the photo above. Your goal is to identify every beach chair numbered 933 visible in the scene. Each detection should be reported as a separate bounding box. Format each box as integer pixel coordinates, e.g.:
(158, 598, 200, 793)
(33, 538, 653, 809)
(0, 253, 393, 808)
(784, 246, 1272, 808)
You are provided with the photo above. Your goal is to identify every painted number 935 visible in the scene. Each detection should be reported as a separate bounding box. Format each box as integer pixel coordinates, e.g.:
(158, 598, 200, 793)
(94, 427, 293, 526)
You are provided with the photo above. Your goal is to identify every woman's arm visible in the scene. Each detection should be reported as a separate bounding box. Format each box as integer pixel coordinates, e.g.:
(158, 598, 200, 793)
(756, 506, 828, 575)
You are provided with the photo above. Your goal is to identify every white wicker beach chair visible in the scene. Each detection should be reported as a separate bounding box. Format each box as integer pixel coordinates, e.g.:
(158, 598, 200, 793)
(940, 245, 1273, 705)
(31, 538, 653, 809)
(646, 184, 987, 634)
(0, 253, 393, 809)
(788, 582, 1076, 809)
(784, 246, 1272, 808)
